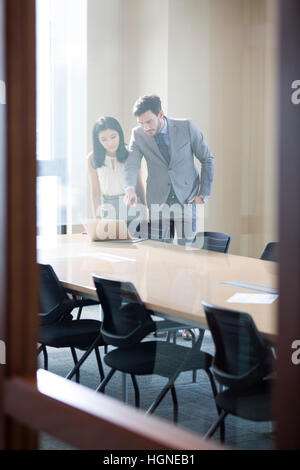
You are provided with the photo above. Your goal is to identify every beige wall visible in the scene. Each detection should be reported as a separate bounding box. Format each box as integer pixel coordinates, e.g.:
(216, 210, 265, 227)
(87, 0, 124, 146)
(87, 0, 168, 144)
(121, 0, 169, 139)
(87, 0, 279, 257)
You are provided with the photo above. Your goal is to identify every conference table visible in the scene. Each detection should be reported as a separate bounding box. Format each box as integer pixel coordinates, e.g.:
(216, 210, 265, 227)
(37, 233, 278, 341)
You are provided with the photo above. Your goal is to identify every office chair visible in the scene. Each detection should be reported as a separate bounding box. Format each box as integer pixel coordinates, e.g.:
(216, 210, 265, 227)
(260, 242, 279, 262)
(167, 231, 231, 347)
(193, 231, 231, 253)
(202, 302, 274, 443)
(38, 263, 105, 383)
(93, 275, 218, 423)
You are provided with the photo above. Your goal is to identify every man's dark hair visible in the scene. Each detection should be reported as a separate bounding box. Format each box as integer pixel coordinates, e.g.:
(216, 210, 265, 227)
(133, 95, 162, 117)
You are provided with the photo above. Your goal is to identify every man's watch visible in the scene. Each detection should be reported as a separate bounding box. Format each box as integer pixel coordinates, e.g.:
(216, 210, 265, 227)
(200, 195, 208, 203)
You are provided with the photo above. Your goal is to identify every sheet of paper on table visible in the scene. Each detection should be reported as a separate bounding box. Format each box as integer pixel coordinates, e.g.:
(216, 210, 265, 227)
(227, 293, 279, 304)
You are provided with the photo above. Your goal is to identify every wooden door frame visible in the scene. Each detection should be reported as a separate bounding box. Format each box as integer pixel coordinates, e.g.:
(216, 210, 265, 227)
(1, 0, 38, 449)
(276, 0, 300, 450)
(0, 0, 6, 450)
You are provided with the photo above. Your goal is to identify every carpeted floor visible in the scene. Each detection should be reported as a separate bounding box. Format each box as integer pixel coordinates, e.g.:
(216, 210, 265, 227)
(38, 305, 275, 450)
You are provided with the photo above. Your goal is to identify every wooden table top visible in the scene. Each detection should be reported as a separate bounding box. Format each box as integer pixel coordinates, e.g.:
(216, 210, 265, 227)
(37, 234, 278, 340)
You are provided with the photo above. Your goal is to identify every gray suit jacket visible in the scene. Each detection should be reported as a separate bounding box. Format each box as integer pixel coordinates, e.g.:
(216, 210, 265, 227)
(124, 117, 214, 207)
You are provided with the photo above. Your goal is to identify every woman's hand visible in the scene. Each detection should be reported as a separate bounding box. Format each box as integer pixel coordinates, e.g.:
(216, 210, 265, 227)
(124, 188, 137, 206)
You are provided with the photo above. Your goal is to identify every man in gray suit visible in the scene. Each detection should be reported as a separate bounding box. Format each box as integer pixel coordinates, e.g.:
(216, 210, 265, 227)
(124, 95, 214, 244)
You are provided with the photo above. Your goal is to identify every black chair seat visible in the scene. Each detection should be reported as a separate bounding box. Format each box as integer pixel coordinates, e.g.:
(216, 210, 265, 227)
(40, 319, 104, 348)
(216, 379, 273, 422)
(104, 340, 213, 377)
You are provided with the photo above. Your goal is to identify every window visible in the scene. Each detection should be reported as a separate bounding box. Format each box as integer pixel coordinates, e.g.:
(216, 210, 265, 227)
(36, 0, 87, 235)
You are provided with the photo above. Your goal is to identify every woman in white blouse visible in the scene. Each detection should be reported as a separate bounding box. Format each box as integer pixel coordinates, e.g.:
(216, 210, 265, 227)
(88, 116, 146, 223)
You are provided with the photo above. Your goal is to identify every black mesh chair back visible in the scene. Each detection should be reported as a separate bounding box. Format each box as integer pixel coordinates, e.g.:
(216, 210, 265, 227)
(202, 302, 271, 391)
(260, 242, 279, 262)
(93, 276, 156, 348)
(39, 264, 74, 325)
(93, 277, 217, 423)
(38, 264, 105, 383)
(194, 232, 231, 253)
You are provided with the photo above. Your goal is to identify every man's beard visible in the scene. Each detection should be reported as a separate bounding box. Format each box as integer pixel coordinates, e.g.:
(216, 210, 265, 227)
(154, 117, 163, 135)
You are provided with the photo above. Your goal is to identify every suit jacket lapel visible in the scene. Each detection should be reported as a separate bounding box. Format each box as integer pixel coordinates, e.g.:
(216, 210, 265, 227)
(140, 129, 168, 166)
(167, 118, 180, 163)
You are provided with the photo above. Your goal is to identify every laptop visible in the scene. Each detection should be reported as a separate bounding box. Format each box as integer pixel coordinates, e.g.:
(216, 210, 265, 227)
(83, 219, 147, 243)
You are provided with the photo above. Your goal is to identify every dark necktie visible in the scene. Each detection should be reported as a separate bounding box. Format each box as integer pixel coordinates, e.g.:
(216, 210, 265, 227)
(155, 133, 170, 165)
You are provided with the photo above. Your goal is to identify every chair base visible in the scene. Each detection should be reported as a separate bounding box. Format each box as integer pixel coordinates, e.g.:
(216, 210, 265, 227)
(97, 340, 216, 424)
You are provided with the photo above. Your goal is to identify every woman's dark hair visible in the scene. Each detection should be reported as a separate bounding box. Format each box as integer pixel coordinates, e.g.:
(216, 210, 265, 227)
(133, 95, 162, 117)
(92, 116, 128, 168)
